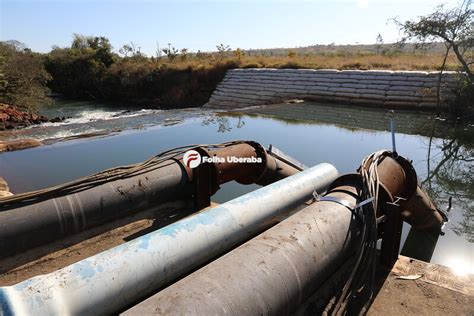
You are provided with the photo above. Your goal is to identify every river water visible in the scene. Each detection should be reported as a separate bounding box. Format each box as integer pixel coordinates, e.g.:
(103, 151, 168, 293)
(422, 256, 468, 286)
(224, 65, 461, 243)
(0, 100, 472, 276)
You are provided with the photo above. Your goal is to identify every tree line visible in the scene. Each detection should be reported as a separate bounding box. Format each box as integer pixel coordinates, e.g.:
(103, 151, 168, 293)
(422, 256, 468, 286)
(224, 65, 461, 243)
(0, 1, 471, 116)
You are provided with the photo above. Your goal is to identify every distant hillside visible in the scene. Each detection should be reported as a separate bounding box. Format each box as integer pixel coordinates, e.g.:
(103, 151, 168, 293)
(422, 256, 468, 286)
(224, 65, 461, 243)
(243, 42, 447, 56)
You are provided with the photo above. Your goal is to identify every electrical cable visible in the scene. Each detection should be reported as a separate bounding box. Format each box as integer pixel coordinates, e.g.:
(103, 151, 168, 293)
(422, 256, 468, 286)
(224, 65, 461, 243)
(0, 140, 246, 208)
(327, 150, 392, 316)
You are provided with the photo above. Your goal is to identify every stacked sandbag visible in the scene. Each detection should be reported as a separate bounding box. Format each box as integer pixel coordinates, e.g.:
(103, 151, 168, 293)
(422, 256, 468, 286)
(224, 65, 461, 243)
(206, 69, 461, 109)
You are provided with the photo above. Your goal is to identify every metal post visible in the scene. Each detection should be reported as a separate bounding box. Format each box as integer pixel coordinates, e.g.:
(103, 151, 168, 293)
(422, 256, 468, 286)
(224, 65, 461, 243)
(380, 200, 404, 267)
(389, 110, 397, 155)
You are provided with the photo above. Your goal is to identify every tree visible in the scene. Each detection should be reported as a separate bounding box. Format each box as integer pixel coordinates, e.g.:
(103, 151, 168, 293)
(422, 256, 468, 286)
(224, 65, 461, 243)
(395, 0, 473, 81)
(234, 48, 244, 61)
(155, 42, 162, 61)
(46, 34, 116, 99)
(196, 50, 205, 60)
(0, 41, 51, 112)
(395, 0, 473, 116)
(119, 44, 134, 57)
(119, 42, 144, 58)
(216, 44, 231, 61)
(162, 43, 178, 62)
(375, 33, 384, 54)
(180, 48, 189, 61)
(71, 34, 112, 52)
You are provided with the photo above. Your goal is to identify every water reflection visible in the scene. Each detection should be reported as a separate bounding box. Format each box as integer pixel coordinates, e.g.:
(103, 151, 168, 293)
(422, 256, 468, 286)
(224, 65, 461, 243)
(446, 257, 474, 276)
(210, 103, 473, 273)
(201, 116, 245, 133)
(424, 123, 474, 243)
(214, 104, 473, 246)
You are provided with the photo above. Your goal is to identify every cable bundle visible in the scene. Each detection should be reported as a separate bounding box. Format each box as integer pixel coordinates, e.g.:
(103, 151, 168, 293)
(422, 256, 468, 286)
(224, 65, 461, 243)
(0, 140, 246, 208)
(325, 150, 392, 316)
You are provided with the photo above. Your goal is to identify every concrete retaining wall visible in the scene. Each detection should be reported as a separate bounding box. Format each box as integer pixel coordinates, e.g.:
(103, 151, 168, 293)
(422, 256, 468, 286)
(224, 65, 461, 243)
(206, 68, 461, 109)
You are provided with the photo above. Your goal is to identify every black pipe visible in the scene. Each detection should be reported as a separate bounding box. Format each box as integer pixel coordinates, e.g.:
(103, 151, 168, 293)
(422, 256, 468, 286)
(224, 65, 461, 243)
(0, 160, 192, 258)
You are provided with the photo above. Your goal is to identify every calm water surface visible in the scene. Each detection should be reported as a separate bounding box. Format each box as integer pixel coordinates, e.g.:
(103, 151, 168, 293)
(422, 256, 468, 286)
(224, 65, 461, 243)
(0, 101, 472, 275)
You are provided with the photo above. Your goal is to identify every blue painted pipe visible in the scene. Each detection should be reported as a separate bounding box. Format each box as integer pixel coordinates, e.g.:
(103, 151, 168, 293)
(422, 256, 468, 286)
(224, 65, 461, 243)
(0, 163, 338, 316)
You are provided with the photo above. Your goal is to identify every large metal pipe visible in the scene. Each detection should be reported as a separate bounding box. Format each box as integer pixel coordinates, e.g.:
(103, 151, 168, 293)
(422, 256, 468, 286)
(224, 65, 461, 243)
(0, 141, 299, 258)
(0, 163, 338, 316)
(256, 150, 301, 186)
(401, 186, 447, 232)
(124, 156, 418, 315)
(401, 226, 440, 262)
(124, 176, 363, 315)
(0, 160, 191, 258)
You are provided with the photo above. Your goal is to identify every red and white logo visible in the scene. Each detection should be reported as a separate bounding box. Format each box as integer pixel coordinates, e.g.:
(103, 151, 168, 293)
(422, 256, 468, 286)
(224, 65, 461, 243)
(183, 150, 201, 168)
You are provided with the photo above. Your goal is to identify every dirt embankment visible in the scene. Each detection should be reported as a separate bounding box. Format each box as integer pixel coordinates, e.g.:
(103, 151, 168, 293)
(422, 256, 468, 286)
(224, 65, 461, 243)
(0, 103, 68, 152)
(0, 103, 50, 130)
(0, 103, 68, 131)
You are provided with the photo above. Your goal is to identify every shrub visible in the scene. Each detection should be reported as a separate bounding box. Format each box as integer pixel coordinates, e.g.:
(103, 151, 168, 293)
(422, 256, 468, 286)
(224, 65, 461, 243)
(0, 41, 51, 112)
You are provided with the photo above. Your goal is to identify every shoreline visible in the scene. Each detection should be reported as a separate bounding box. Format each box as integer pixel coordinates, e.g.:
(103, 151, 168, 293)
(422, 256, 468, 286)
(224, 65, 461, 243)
(0, 100, 467, 153)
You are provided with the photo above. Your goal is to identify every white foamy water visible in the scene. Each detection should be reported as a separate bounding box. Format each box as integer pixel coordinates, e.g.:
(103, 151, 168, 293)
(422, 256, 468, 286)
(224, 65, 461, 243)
(39, 108, 162, 127)
(0, 100, 212, 142)
(42, 128, 106, 140)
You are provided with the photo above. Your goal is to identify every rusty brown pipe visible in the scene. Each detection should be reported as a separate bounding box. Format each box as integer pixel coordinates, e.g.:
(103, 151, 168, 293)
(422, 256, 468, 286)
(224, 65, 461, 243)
(364, 155, 446, 232)
(181, 141, 301, 195)
(255, 151, 301, 186)
(402, 186, 447, 231)
(359, 154, 418, 212)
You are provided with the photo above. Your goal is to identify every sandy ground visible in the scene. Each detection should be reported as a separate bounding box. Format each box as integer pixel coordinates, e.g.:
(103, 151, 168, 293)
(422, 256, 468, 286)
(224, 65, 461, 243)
(368, 256, 474, 315)
(298, 255, 473, 315)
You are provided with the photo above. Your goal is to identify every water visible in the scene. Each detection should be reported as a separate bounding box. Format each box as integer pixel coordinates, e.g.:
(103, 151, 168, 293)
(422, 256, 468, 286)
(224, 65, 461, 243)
(0, 100, 212, 142)
(0, 100, 472, 276)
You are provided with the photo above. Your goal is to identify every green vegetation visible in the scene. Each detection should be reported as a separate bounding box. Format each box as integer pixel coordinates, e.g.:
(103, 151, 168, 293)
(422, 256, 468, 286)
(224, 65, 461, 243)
(45, 36, 237, 108)
(0, 41, 51, 112)
(46, 34, 115, 100)
(1, 38, 469, 114)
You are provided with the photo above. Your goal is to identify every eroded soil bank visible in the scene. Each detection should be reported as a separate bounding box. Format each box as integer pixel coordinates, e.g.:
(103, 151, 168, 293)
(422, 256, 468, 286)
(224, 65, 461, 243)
(0, 103, 68, 130)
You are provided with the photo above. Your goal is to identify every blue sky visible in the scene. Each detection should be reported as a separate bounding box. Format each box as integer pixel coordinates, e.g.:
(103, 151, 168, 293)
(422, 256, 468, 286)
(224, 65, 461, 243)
(1, 0, 460, 55)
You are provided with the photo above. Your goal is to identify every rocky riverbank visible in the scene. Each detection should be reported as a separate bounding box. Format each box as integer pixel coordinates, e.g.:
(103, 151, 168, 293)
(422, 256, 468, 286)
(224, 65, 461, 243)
(0, 103, 66, 152)
(0, 103, 65, 131)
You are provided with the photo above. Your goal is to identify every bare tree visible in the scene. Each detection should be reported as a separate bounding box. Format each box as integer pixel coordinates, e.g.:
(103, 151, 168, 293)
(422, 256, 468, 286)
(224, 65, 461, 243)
(162, 43, 179, 62)
(216, 44, 231, 61)
(375, 34, 384, 54)
(395, 0, 473, 81)
(119, 42, 143, 58)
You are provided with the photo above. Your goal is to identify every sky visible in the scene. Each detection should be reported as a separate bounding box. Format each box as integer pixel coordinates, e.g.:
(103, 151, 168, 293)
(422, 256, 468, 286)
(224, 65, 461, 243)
(0, 0, 461, 56)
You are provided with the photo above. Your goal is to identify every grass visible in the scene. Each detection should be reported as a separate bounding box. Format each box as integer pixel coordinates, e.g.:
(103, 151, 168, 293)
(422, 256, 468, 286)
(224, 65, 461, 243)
(156, 51, 468, 72)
